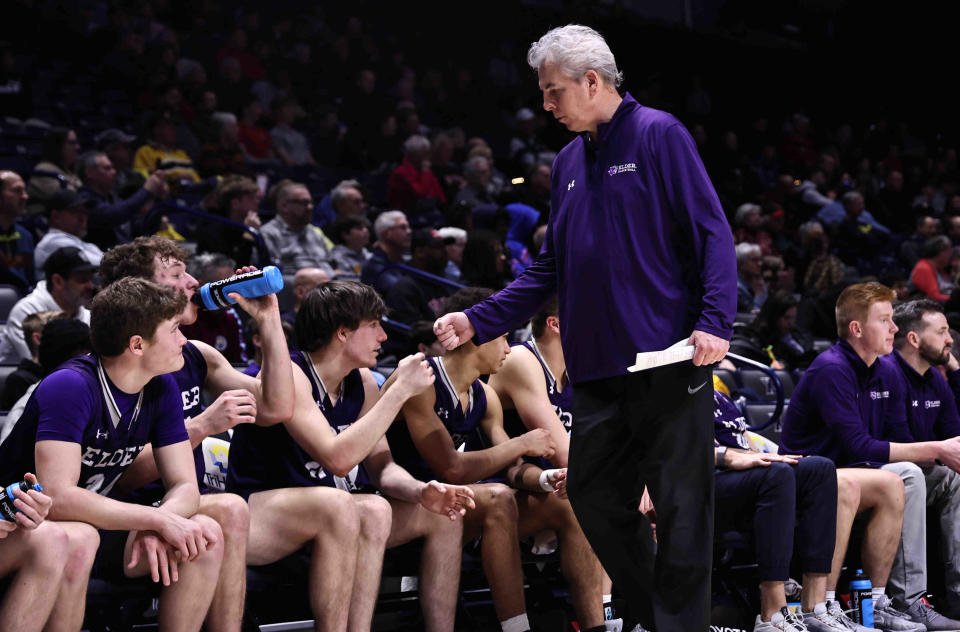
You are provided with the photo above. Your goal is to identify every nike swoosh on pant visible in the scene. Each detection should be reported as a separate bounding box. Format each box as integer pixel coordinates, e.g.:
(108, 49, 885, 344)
(687, 381, 707, 395)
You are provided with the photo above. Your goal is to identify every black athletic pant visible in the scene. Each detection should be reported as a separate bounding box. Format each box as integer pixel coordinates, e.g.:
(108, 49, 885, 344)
(566, 362, 714, 631)
(715, 456, 837, 581)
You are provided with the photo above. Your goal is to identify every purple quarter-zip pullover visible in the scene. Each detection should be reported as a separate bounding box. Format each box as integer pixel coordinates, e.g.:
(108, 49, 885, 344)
(464, 93, 737, 383)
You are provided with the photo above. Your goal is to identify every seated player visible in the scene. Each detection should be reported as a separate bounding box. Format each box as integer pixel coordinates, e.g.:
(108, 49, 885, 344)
(875, 298, 960, 625)
(488, 296, 570, 467)
(0, 278, 224, 632)
(781, 282, 948, 631)
(99, 235, 296, 631)
(713, 389, 849, 632)
(0, 472, 99, 632)
(227, 280, 475, 632)
(388, 287, 605, 632)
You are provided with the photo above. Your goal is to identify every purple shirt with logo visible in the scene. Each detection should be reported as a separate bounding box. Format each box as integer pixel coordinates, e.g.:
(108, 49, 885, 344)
(464, 94, 737, 383)
(877, 350, 960, 443)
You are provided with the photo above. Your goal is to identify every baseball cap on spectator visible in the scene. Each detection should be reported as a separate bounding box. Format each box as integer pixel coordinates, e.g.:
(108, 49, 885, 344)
(38, 318, 92, 374)
(44, 188, 96, 215)
(43, 246, 97, 280)
(94, 128, 137, 149)
(411, 228, 449, 251)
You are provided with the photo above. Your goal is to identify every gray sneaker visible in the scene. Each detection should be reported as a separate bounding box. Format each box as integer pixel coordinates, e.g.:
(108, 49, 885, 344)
(904, 598, 960, 631)
(823, 601, 881, 632)
(873, 594, 927, 631)
(755, 607, 808, 631)
(804, 602, 876, 632)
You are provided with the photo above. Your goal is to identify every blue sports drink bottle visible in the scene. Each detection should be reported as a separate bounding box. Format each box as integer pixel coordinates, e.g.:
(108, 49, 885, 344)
(0, 479, 44, 522)
(193, 266, 284, 310)
(850, 569, 874, 627)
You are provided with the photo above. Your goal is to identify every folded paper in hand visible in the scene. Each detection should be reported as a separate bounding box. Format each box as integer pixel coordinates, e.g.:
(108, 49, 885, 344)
(627, 339, 695, 372)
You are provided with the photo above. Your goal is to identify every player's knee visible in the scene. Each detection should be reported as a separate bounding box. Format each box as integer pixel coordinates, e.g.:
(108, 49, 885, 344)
(359, 495, 392, 545)
(481, 483, 519, 527)
(194, 514, 226, 567)
(26, 522, 69, 578)
(64, 523, 100, 582)
(318, 489, 361, 539)
(837, 474, 861, 513)
(209, 494, 250, 541)
(877, 470, 906, 511)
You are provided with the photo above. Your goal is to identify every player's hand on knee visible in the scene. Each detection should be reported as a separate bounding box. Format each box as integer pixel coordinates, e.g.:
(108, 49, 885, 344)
(937, 436, 960, 472)
(11, 473, 52, 530)
(521, 428, 556, 459)
(689, 330, 730, 366)
(395, 352, 436, 398)
(202, 389, 258, 434)
(129, 531, 179, 585)
(433, 312, 475, 351)
(539, 468, 567, 498)
(157, 512, 206, 562)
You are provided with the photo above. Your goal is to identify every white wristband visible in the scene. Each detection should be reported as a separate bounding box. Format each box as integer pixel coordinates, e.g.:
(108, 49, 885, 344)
(539, 469, 560, 492)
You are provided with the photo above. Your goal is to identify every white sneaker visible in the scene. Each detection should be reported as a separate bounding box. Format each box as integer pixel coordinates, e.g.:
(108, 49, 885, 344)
(755, 607, 809, 631)
(823, 600, 880, 631)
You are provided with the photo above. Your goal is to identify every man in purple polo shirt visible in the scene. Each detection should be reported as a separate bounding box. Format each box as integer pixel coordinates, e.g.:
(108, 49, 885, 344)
(781, 283, 960, 631)
(876, 299, 960, 627)
(434, 24, 736, 631)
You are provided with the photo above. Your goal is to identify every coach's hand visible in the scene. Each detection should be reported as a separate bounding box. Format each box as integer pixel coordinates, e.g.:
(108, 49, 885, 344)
(434, 312, 476, 351)
(689, 330, 729, 366)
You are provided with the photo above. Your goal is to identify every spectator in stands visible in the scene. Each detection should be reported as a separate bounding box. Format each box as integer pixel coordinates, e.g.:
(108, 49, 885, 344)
(947, 215, 960, 247)
(0, 247, 94, 363)
(26, 127, 83, 216)
(488, 297, 571, 467)
(0, 277, 226, 630)
(227, 281, 474, 632)
(911, 236, 956, 302)
(460, 229, 510, 290)
(99, 236, 294, 631)
(34, 189, 103, 275)
(750, 291, 819, 369)
(795, 167, 834, 214)
(327, 215, 371, 281)
(260, 181, 334, 276)
(431, 132, 465, 202)
(0, 310, 61, 410)
(361, 210, 412, 296)
(737, 242, 768, 313)
(900, 215, 940, 270)
(0, 472, 98, 632)
(314, 179, 367, 229)
(385, 228, 452, 324)
(876, 170, 912, 233)
(452, 156, 495, 208)
(281, 267, 330, 327)
(78, 149, 168, 250)
(467, 144, 507, 199)
(1, 317, 92, 444)
(781, 282, 955, 630)
(236, 95, 277, 163)
(94, 128, 145, 199)
(389, 287, 604, 632)
(269, 96, 316, 167)
(878, 300, 960, 623)
(0, 169, 34, 291)
(733, 203, 775, 256)
(179, 253, 249, 364)
(437, 226, 467, 281)
(833, 191, 891, 266)
(133, 110, 202, 183)
(515, 162, 552, 221)
(386, 135, 447, 213)
(195, 175, 262, 267)
(196, 112, 248, 177)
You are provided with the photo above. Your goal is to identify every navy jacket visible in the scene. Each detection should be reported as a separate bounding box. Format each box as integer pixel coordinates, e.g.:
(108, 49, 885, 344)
(877, 350, 960, 443)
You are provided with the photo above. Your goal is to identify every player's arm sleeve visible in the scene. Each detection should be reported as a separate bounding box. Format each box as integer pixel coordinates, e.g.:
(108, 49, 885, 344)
(657, 122, 737, 340)
(814, 365, 890, 463)
(34, 370, 96, 443)
(150, 375, 190, 448)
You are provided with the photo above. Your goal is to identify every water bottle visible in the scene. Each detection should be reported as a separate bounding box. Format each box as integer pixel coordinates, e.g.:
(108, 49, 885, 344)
(0, 479, 43, 522)
(193, 266, 284, 310)
(850, 569, 874, 627)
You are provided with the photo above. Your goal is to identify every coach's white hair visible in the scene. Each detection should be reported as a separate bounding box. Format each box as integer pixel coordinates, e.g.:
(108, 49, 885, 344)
(527, 25, 623, 87)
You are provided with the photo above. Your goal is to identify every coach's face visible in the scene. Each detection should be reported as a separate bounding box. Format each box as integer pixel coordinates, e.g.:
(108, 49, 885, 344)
(860, 301, 898, 356)
(539, 62, 596, 134)
(916, 311, 953, 366)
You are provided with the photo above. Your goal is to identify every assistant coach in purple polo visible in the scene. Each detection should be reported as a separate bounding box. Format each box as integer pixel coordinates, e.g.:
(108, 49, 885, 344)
(434, 25, 737, 632)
